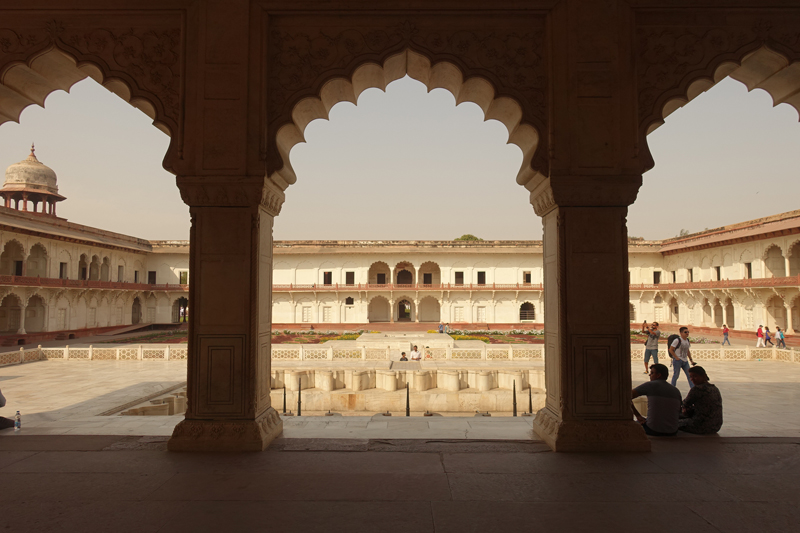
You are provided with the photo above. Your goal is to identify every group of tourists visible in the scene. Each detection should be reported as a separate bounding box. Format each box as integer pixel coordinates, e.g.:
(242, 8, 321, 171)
(437, 323, 451, 334)
(399, 346, 423, 361)
(755, 325, 787, 348)
(634, 321, 723, 436)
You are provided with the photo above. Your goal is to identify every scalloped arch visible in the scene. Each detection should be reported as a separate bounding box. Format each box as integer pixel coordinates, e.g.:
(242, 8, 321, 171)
(645, 46, 800, 138)
(762, 242, 785, 259)
(0, 47, 174, 140)
(269, 49, 542, 192)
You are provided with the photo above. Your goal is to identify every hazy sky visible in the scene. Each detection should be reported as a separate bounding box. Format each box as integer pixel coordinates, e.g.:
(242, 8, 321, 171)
(0, 75, 797, 242)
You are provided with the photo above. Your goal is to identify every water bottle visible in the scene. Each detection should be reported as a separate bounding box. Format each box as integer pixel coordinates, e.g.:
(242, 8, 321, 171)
(14, 411, 21, 431)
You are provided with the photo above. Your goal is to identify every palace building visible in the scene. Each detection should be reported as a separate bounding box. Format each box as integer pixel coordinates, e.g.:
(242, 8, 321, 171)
(0, 148, 798, 343)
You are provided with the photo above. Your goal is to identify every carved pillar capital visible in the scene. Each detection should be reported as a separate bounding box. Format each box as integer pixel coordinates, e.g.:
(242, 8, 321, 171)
(529, 175, 643, 217)
(177, 176, 285, 215)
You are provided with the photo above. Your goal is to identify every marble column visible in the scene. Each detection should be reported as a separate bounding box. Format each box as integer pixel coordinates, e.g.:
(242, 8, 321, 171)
(785, 256, 791, 279)
(169, 178, 284, 452)
(531, 185, 649, 452)
(786, 304, 795, 335)
(414, 299, 420, 322)
(721, 303, 729, 328)
(16, 304, 26, 335)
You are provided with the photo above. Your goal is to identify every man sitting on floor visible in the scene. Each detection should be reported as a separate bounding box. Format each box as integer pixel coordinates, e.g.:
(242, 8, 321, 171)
(632, 363, 682, 436)
(0, 387, 14, 430)
(679, 366, 723, 435)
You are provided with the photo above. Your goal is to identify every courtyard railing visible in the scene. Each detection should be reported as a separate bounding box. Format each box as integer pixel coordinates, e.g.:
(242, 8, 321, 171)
(2, 343, 799, 367)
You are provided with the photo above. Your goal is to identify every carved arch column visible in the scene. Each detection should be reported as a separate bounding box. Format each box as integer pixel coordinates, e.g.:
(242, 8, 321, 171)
(168, 177, 285, 452)
(528, 0, 650, 452)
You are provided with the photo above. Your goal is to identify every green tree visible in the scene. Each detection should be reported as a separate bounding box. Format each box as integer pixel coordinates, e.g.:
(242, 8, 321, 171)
(454, 234, 483, 241)
(677, 229, 690, 237)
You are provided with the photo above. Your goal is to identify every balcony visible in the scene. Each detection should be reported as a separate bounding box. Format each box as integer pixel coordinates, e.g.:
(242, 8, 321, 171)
(0, 275, 189, 292)
(631, 274, 800, 291)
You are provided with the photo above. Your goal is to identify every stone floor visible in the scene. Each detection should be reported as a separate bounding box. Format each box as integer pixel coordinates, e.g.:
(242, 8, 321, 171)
(1, 358, 799, 438)
(0, 434, 798, 532)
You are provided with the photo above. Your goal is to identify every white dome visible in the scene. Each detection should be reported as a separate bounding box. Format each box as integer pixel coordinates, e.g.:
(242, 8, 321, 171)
(3, 144, 59, 195)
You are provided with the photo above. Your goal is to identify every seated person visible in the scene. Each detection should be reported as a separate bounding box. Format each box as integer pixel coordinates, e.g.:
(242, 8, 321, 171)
(631, 363, 682, 437)
(679, 366, 723, 434)
(0, 388, 14, 430)
(399, 352, 408, 361)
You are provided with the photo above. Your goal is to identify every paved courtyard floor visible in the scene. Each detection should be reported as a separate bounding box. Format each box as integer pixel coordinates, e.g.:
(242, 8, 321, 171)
(0, 358, 799, 439)
(0, 435, 797, 532)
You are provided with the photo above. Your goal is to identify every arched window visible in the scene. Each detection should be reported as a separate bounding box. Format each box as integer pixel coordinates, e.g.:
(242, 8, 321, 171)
(519, 302, 535, 321)
(345, 297, 354, 305)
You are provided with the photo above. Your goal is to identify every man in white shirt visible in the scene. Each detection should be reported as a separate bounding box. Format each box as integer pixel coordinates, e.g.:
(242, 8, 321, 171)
(410, 345, 422, 361)
(669, 326, 696, 389)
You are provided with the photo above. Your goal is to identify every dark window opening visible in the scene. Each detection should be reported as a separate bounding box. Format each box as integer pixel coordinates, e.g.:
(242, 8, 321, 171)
(345, 297, 354, 305)
(59, 262, 68, 280)
(523, 271, 531, 284)
(81, 267, 88, 280)
(134, 271, 140, 283)
(477, 271, 486, 285)
(148, 271, 157, 284)
(653, 271, 661, 285)
(14, 260, 23, 276)
(423, 273, 432, 285)
(519, 302, 535, 321)
(455, 271, 464, 285)
(715, 266, 721, 280)
(117, 265, 124, 282)
(688, 269, 694, 283)
(671, 271, 677, 283)
(345, 271, 355, 285)
(377, 273, 386, 285)
(323, 271, 332, 285)
(179, 271, 189, 285)
(745, 263, 752, 279)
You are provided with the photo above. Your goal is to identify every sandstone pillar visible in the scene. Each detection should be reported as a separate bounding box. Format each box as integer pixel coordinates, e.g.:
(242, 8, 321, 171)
(169, 178, 284, 452)
(721, 303, 729, 328)
(786, 304, 795, 335)
(531, 183, 649, 452)
(529, 0, 649, 451)
(785, 257, 791, 279)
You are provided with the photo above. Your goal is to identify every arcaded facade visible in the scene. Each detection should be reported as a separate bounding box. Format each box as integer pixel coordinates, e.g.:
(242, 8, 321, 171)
(4, 0, 800, 452)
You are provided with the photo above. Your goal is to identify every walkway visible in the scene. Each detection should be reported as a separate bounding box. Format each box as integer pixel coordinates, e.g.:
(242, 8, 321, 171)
(0, 435, 797, 532)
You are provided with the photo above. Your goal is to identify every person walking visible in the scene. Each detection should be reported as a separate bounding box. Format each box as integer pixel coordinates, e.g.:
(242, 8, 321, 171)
(641, 321, 661, 374)
(721, 324, 731, 346)
(756, 325, 765, 347)
(765, 327, 774, 346)
(438, 323, 444, 334)
(776, 327, 787, 349)
(669, 327, 696, 389)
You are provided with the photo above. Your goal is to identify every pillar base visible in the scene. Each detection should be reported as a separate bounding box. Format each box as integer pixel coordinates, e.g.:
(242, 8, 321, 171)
(532, 407, 651, 452)
(168, 407, 283, 452)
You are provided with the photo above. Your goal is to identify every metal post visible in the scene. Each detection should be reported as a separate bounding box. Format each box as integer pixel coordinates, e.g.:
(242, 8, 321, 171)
(406, 382, 410, 417)
(297, 377, 302, 417)
(528, 386, 533, 414)
(513, 380, 517, 417)
(283, 386, 286, 415)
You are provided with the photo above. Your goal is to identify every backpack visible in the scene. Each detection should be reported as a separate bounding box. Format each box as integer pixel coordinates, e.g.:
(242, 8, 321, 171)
(666, 334, 681, 355)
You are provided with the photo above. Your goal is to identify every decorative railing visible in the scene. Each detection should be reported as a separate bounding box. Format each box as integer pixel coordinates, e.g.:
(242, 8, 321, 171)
(632, 275, 800, 291)
(271, 344, 545, 361)
(631, 344, 798, 363)
(0, 344, 188, 366)
(272, 283, 544, 291)
(0, 275, 188, 292)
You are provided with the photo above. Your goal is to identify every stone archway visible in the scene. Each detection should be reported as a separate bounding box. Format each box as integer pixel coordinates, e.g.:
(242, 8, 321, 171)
(26, 243, 48, 278)
(367, 296, 390, 322)
(418, 296, 441, 322)
(397, 299, 413, 321)
(172, 297, 189, 323)
(0, 240, 25, 276)
(0, 293, 23, 333)
(131, 297, 142, 325)
(764, 245, 786, 278)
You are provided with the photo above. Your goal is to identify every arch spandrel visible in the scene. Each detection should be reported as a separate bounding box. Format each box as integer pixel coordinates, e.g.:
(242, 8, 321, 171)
(0, 14, 183, 170)
(265, 15, 548, 190)
(636, 10, 800, 171)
